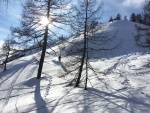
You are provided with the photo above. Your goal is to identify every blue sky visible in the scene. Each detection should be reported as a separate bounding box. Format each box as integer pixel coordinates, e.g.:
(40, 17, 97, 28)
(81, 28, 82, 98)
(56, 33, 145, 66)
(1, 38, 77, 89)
(0, 0, 146, 46)
(0, 1, 22, 46)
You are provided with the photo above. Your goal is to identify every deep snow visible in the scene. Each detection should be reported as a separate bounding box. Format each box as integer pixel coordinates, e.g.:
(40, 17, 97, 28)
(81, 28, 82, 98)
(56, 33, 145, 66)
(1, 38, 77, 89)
(0, 20, 150, 113)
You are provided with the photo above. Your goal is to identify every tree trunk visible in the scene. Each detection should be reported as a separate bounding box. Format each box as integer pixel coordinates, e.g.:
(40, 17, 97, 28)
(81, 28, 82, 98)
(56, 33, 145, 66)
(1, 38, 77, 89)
(3, 52, 9, 71)
(84, 57, 88, 90)
(75, 0, 88, 87)
(37, 0, 51, 79)
(74, 39, 86, 87)
(37, 27, 48, 79)
(84, 31, 89, 90)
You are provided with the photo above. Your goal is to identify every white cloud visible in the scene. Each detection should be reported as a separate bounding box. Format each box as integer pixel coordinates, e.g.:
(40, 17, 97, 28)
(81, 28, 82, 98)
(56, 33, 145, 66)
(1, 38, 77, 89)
(122, 0, 145, 8)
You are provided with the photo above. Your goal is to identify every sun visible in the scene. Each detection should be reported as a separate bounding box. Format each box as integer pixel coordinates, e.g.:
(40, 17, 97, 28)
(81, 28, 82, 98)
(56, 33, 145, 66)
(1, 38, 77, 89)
(39, 16, 50, 26)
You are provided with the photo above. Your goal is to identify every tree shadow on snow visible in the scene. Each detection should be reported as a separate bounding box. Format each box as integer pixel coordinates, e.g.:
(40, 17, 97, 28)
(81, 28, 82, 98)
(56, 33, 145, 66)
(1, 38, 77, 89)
(0, 59, 31, 77)
(52, 60, 60, 65)
(63, 31, 149, 60)
(0, 59, 33, 87)
(23, 77, 49, 113)
(52, 60, 67, 72)
(80, 88, 150, 113)
(48, 88, 73, 113)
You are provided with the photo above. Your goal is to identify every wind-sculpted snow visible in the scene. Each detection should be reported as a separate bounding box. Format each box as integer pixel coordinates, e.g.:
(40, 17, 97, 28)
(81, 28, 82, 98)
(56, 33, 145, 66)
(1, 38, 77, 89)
(0, 20, 150, 113)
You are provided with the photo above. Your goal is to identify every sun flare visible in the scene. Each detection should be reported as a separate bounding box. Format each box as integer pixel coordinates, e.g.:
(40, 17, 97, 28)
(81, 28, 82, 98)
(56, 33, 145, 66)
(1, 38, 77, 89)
(39, 16, 50, 26)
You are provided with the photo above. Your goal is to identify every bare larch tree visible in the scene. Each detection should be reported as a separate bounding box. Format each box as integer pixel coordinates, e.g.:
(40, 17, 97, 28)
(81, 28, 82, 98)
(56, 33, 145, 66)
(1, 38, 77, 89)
(11, 0, 70, 79)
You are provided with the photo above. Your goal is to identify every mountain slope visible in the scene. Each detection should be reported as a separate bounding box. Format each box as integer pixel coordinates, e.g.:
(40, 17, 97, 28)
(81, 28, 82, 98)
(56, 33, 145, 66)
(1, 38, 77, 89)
(0, 20, 150, 113)
(103, 20, 149, 56)
(60, 20, 149, 58)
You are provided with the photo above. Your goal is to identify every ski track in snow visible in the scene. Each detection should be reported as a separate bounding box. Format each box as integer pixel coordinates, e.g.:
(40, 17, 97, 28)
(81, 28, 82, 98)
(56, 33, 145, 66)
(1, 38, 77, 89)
(0, 58, 38, 113)
(13, 64, 38, 113)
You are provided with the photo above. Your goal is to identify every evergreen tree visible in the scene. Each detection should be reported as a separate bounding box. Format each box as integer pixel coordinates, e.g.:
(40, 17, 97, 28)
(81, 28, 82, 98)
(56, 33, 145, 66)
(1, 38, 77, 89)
(130, 13, 136, 22)
(109, 16, 113, 22)
(115, 13, 121, 20)
(136, 14, 143, 23)
(124, 15, 128, 21)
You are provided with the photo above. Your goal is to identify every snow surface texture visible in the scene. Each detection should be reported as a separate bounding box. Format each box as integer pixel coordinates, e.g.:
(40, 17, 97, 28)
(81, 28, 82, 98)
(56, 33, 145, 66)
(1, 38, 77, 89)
(0, 20, 150, 113)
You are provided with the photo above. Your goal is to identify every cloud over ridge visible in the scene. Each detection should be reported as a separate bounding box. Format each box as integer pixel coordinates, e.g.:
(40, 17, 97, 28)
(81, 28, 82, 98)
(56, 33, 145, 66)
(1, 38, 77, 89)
(122, 0, 145, 8)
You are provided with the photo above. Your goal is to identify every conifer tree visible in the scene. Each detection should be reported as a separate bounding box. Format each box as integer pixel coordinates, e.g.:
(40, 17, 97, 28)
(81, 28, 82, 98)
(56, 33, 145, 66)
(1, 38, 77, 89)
(124, 15, 128, 21)
(115, 13, 121, 20)
(130, 13, 136, 22)
(109, 16, 113, 22)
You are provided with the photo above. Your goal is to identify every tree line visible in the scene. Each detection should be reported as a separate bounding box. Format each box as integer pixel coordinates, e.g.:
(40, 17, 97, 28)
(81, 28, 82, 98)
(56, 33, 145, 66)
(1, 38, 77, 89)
(109, 13, 145, 24)
(109, 0, 150, 26)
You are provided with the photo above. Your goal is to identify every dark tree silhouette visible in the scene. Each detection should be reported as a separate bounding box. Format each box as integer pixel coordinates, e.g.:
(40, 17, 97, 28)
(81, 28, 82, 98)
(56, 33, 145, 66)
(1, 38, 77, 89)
(130, 13, 136, 22)
(136, 14, 143, 23)
(115, 13, 121, 20)
(124, 15, 128, 21)
(109, 16, 113, 22)
(11, 0, 70, 79)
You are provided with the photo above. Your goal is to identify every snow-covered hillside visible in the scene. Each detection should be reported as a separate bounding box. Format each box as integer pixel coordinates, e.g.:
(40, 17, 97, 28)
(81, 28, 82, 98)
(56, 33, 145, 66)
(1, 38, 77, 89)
(60, 20, 149, 58)
(0, 20, 150, 113)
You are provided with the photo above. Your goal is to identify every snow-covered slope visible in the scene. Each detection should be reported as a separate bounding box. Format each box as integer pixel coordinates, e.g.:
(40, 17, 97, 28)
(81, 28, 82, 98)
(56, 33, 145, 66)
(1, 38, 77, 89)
(61, 20, 149, 58)
(101, 20, 149, 56)
(0, 20, 150, 113)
